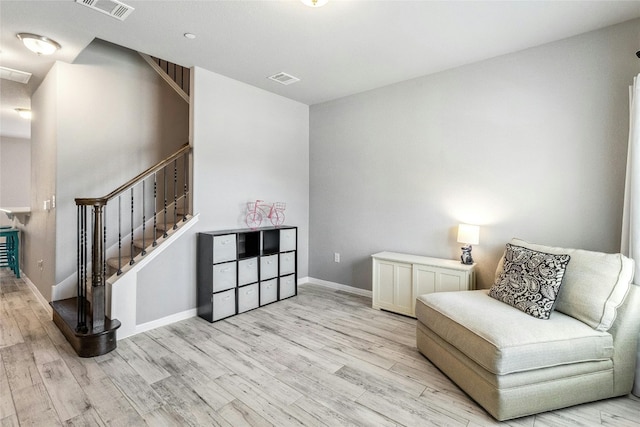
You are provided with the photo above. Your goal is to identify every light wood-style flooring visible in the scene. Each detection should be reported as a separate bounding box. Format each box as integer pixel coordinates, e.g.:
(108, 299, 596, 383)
(1, 268, 639, 426)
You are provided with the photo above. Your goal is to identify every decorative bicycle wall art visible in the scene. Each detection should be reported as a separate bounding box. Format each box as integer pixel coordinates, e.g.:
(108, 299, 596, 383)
(245, 200, 286, 229)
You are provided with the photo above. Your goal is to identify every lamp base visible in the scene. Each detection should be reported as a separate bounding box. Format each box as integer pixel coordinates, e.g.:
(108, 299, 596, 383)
(460, 245, 474, 265)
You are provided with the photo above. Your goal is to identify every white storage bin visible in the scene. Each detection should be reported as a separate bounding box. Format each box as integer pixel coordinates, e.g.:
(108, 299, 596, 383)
(238, 283, 259, 313)
(260, 279, 278, 306)
(279, 252, 296, 276)
(213, 289, 236, 321)
(279, 228, 296, 252)
(213, 261, 237, 292)
(238, 257, 258, 286)
(260, 254, 278, 280)
(280, 274, 296, 299)
(213, 234, 236, 263)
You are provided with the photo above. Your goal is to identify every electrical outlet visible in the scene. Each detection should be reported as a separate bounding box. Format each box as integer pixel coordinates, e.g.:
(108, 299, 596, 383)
(37, 259, 44, 270)
(334, 252, 340, 263)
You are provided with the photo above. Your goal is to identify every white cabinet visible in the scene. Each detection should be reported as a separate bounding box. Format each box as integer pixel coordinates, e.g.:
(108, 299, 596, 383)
(372, 252, 475, 317)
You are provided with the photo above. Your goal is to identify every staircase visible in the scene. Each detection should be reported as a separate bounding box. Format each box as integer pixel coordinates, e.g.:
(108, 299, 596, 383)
(51, 55, 193, 357)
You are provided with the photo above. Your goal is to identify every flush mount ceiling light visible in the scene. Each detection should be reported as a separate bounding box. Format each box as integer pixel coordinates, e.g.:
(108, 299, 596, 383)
(300, 0, 328, 7)
(15, 108, 32, 120)
(17, 33, 61, 55)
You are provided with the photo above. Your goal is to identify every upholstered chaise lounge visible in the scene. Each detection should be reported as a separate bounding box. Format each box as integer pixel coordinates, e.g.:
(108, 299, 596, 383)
(415, 238, 640, 421)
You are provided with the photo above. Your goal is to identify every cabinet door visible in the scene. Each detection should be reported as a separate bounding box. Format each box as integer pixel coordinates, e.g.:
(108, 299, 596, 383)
(373, 259, 413, 316)
(238, 283, 259, 313)
(260, 279, 278, 305)
(280, 274, 296, 299)
(213, 261, 237, 292)
(213, 234, 236, 263)
(279, 251, 296, 276)
(238, 257, 258, 286)
(414, 265, 436, 297)
(280, 228, 296, 252)
(213, 289, 236, 321)
(260, 254, 278, 280)
(436, 268, 467, 292)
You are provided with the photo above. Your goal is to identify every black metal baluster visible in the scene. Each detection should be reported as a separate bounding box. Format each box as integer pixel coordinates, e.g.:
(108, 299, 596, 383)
(153, 172, 158, 246)
(163, 167, 168, 238)
(77, 206, 87, 333)
(103, 207, 107, 281)
(173, 159, 178, 230)
(129, 187, 135, 265)
(117, 196, 122, 275)
(183, 152, 188, 222)
(142, 180, 147, 255)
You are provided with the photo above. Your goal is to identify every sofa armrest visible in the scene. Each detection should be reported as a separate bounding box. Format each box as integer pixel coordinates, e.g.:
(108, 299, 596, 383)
(609, 282, 640, 395)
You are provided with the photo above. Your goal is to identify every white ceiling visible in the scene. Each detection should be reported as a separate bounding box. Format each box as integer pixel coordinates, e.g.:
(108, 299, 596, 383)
(2, 0, 640, 139)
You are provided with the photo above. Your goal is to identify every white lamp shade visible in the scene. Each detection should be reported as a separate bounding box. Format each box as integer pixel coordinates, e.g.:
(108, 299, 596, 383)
(457, 224, 479, 245)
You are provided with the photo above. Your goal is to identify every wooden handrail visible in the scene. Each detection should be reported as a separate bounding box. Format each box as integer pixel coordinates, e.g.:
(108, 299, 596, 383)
(75, 143, 190, 206)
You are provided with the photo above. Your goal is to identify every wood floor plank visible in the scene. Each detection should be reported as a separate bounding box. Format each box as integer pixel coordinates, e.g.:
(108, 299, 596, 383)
(332, 354, 428, 397)
(115, 338, 171, 385)
(97, 354, 165, 415)
(145, 326, 230, 380)
(80, 376, 146, 427)
(64, 407, 106, 427)
(151, 374, 235, 426)
(0, 414, 20, 427)
(214, 373, 309, 427)
(212, 349, 303, 407)
(38, 358, 92, 422)
(0, 314, 23, 348)
(11, 381, 61, 426)
(174, 364, 235, 411)
(218, 399, 274, 427)
(357, 389, 467, 426)
(1, 342, 43, 391)
(0, 354, 17, 421)
(275, 369, 397, 427)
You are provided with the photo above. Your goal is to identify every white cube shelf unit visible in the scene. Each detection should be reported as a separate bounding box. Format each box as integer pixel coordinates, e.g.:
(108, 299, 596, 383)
(197, 226, 297, 322)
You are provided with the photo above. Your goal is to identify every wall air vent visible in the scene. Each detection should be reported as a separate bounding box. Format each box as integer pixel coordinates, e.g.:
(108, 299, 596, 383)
(0, 66, 32, 84)
(75, 0, 134, 21)
(268, 72, 300, 86)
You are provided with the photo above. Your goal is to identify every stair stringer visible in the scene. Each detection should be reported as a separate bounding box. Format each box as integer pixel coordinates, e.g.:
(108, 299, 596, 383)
(107, 213, 199, 339)
(139, 53, 190, 104)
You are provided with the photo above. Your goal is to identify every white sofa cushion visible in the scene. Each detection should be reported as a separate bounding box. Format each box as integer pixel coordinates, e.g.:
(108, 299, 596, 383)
(496, 239, 634, 331)
(415, 290, 613, 375)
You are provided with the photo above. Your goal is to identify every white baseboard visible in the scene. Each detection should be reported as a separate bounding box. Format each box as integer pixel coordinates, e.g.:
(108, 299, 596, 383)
(301, 276, 372, 298)
(134, 308, 197, 336)
(21, 274, 53, 315)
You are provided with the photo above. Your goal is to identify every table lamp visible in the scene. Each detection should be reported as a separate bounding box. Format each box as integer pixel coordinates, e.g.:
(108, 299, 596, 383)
(457, 224, 479, 265)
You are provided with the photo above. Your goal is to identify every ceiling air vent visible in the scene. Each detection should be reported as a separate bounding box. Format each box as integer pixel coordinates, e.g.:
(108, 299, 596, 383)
(268, 72, 300, 86)
(75, 0, 134, 21)
(0, 66, 32, 84)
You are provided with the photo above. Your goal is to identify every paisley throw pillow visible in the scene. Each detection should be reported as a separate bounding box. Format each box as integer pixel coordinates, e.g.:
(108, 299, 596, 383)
(489, 243, 571, 320)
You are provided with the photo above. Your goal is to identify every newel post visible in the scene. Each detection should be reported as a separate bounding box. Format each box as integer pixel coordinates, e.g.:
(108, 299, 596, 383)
(91, 201, 106, 331)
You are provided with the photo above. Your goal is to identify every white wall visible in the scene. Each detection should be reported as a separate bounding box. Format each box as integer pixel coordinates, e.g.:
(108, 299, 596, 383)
(192, 66, 310, 275)
(0, 136, 30, 227)
(24, 65, 58, 300)
(309, 19, 640, 291)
